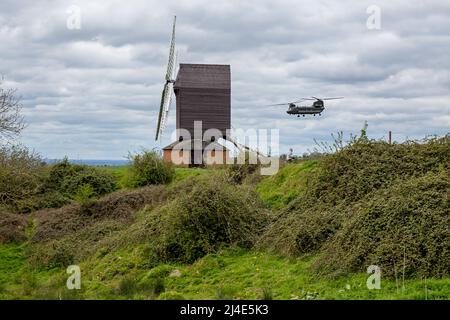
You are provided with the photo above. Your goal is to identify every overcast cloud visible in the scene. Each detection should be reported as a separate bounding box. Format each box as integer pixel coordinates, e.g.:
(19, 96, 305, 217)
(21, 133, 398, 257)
(1, 0, 449, 159)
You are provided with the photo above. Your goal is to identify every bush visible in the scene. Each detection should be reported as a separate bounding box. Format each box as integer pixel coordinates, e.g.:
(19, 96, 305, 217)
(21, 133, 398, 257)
(14, 192, 70, 214)
(127, 175, 268, 264)
(0, 211, 28, 243)
(28, 220, 126, 268)
(30, 185, 170, 244)
(259, 136, 450, 278)
(226, 151, 260, 184)
(313, 169, 450, 278)
(43, 159, 117, 198)
(0, 152, 117, 213)
(128, 151, 174, 187)
(72, 184, 95, 207)
(0, 145, 45, 211)
(60, 168, 117, 198)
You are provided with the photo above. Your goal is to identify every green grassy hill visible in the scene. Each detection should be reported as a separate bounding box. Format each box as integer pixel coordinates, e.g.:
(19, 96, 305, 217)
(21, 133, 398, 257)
(0, 137, 449, 300)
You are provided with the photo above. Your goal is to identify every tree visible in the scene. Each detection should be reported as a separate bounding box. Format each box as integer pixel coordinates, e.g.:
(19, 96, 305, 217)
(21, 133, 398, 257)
(0, 83, 25, 140)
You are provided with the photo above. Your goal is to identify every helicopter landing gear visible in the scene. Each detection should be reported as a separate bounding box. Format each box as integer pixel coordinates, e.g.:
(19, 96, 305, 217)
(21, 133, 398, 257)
(302, 115, 305, 117)
(313, 114, 316, 116)
(297, 115, 300, 117)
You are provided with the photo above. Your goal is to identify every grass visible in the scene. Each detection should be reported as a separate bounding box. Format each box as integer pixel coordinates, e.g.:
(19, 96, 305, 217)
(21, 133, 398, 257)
(256, 160, 318, 208)
(100, 166, 132, 189)
(100, 166, 213, 189)
(1, 247, 447, 300)
(1, 138, 448, 300)
(150, 250, 449, 300)
(0, 243, 26, 286)
(172, 167, 215, 184)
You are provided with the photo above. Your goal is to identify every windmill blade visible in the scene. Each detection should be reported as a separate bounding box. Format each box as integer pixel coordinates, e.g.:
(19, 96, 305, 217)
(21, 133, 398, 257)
(155, 84, 168, 141)
(173, 50, 179, 80)
(155, 82, 174, 140)
(166, 16, 176, 82)
(160, 82, 174, 131)
(155, 16, 177, 141)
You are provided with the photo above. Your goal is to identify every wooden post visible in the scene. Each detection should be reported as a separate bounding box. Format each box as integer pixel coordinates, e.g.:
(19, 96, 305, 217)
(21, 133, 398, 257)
(388, 131, 392, 144)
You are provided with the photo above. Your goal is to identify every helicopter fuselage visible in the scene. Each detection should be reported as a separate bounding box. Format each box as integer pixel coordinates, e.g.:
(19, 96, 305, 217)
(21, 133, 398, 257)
(287, 102, 325, 116)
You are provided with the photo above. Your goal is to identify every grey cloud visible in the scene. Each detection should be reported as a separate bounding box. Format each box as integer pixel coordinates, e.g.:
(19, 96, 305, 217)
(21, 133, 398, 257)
(0, 0, 449, 158)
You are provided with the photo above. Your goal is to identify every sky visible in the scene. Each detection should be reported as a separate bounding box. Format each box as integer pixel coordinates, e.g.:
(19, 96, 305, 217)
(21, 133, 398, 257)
(0, 0, 449, 159)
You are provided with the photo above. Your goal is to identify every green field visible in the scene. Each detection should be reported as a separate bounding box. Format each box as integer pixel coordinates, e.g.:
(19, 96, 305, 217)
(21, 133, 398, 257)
(1, 243, 447, 300)
(100, 166, 213, 189)
(1, 138, 449, 300)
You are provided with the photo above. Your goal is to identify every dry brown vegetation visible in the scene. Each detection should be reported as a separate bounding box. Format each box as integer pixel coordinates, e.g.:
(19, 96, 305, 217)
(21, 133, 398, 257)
(0, 211, 28, 243)
(30, 185, 171, 244)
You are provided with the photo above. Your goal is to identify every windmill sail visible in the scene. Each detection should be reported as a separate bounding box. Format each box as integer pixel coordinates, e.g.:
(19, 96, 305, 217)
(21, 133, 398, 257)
(155, 16, 177, 141)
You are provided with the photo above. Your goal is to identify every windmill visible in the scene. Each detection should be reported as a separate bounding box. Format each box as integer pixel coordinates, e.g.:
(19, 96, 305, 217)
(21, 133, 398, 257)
(155, 16, 177, 141)
(155, 17, 232, 167)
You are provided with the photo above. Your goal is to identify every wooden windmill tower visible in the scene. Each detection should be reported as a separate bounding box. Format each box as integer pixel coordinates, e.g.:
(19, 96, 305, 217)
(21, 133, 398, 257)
(155, 17, 231, 166)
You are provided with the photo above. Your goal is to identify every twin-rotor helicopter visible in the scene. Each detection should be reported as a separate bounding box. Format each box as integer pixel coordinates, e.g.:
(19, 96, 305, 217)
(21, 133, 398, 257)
(268, 97, 344, 117)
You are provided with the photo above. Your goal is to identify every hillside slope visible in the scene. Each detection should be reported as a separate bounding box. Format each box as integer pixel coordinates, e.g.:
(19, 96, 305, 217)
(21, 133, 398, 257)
(0, 136, 449, 300)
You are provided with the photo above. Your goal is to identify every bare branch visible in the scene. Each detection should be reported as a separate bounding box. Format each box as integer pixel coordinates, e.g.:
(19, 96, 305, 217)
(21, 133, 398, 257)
(0, 83, 26, 141)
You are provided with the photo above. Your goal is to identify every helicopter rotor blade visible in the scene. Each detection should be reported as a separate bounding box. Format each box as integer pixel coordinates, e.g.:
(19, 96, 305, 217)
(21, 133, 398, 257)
(266, 98, 306, 106)
(321, 97, 344, 100)
(266, 103, 292, 106)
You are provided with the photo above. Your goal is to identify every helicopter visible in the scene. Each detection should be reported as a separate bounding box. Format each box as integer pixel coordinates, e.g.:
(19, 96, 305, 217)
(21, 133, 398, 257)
(268, 97, 344, 117)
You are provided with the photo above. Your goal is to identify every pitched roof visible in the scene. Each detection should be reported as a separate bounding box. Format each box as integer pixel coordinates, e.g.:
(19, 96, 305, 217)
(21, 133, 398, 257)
(174, 64, 230, 90)
(163, 139, 229, 151)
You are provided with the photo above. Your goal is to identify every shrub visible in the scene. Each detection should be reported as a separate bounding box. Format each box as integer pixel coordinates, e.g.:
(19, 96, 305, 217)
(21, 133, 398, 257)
(309, 136, 450, 205)
(59, 167, 117, 198)
(127, 175, 268, 264)
(0, 145, 45, 211)
(43, 157, 76, 191)
(30, 185, 170, 244)
(42, 158, 116, 196)
(28, 220, 126, 268)
(0, 211, 28, 243)
(28, 239, 76, 268)
(128, 151, 174, 187)
(73, 184, 95, 206)
(226, 151, 260, 184)
(313, 169, 450, 278)
(14, 192, 70, 214)
(259, 135, 450, 278)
